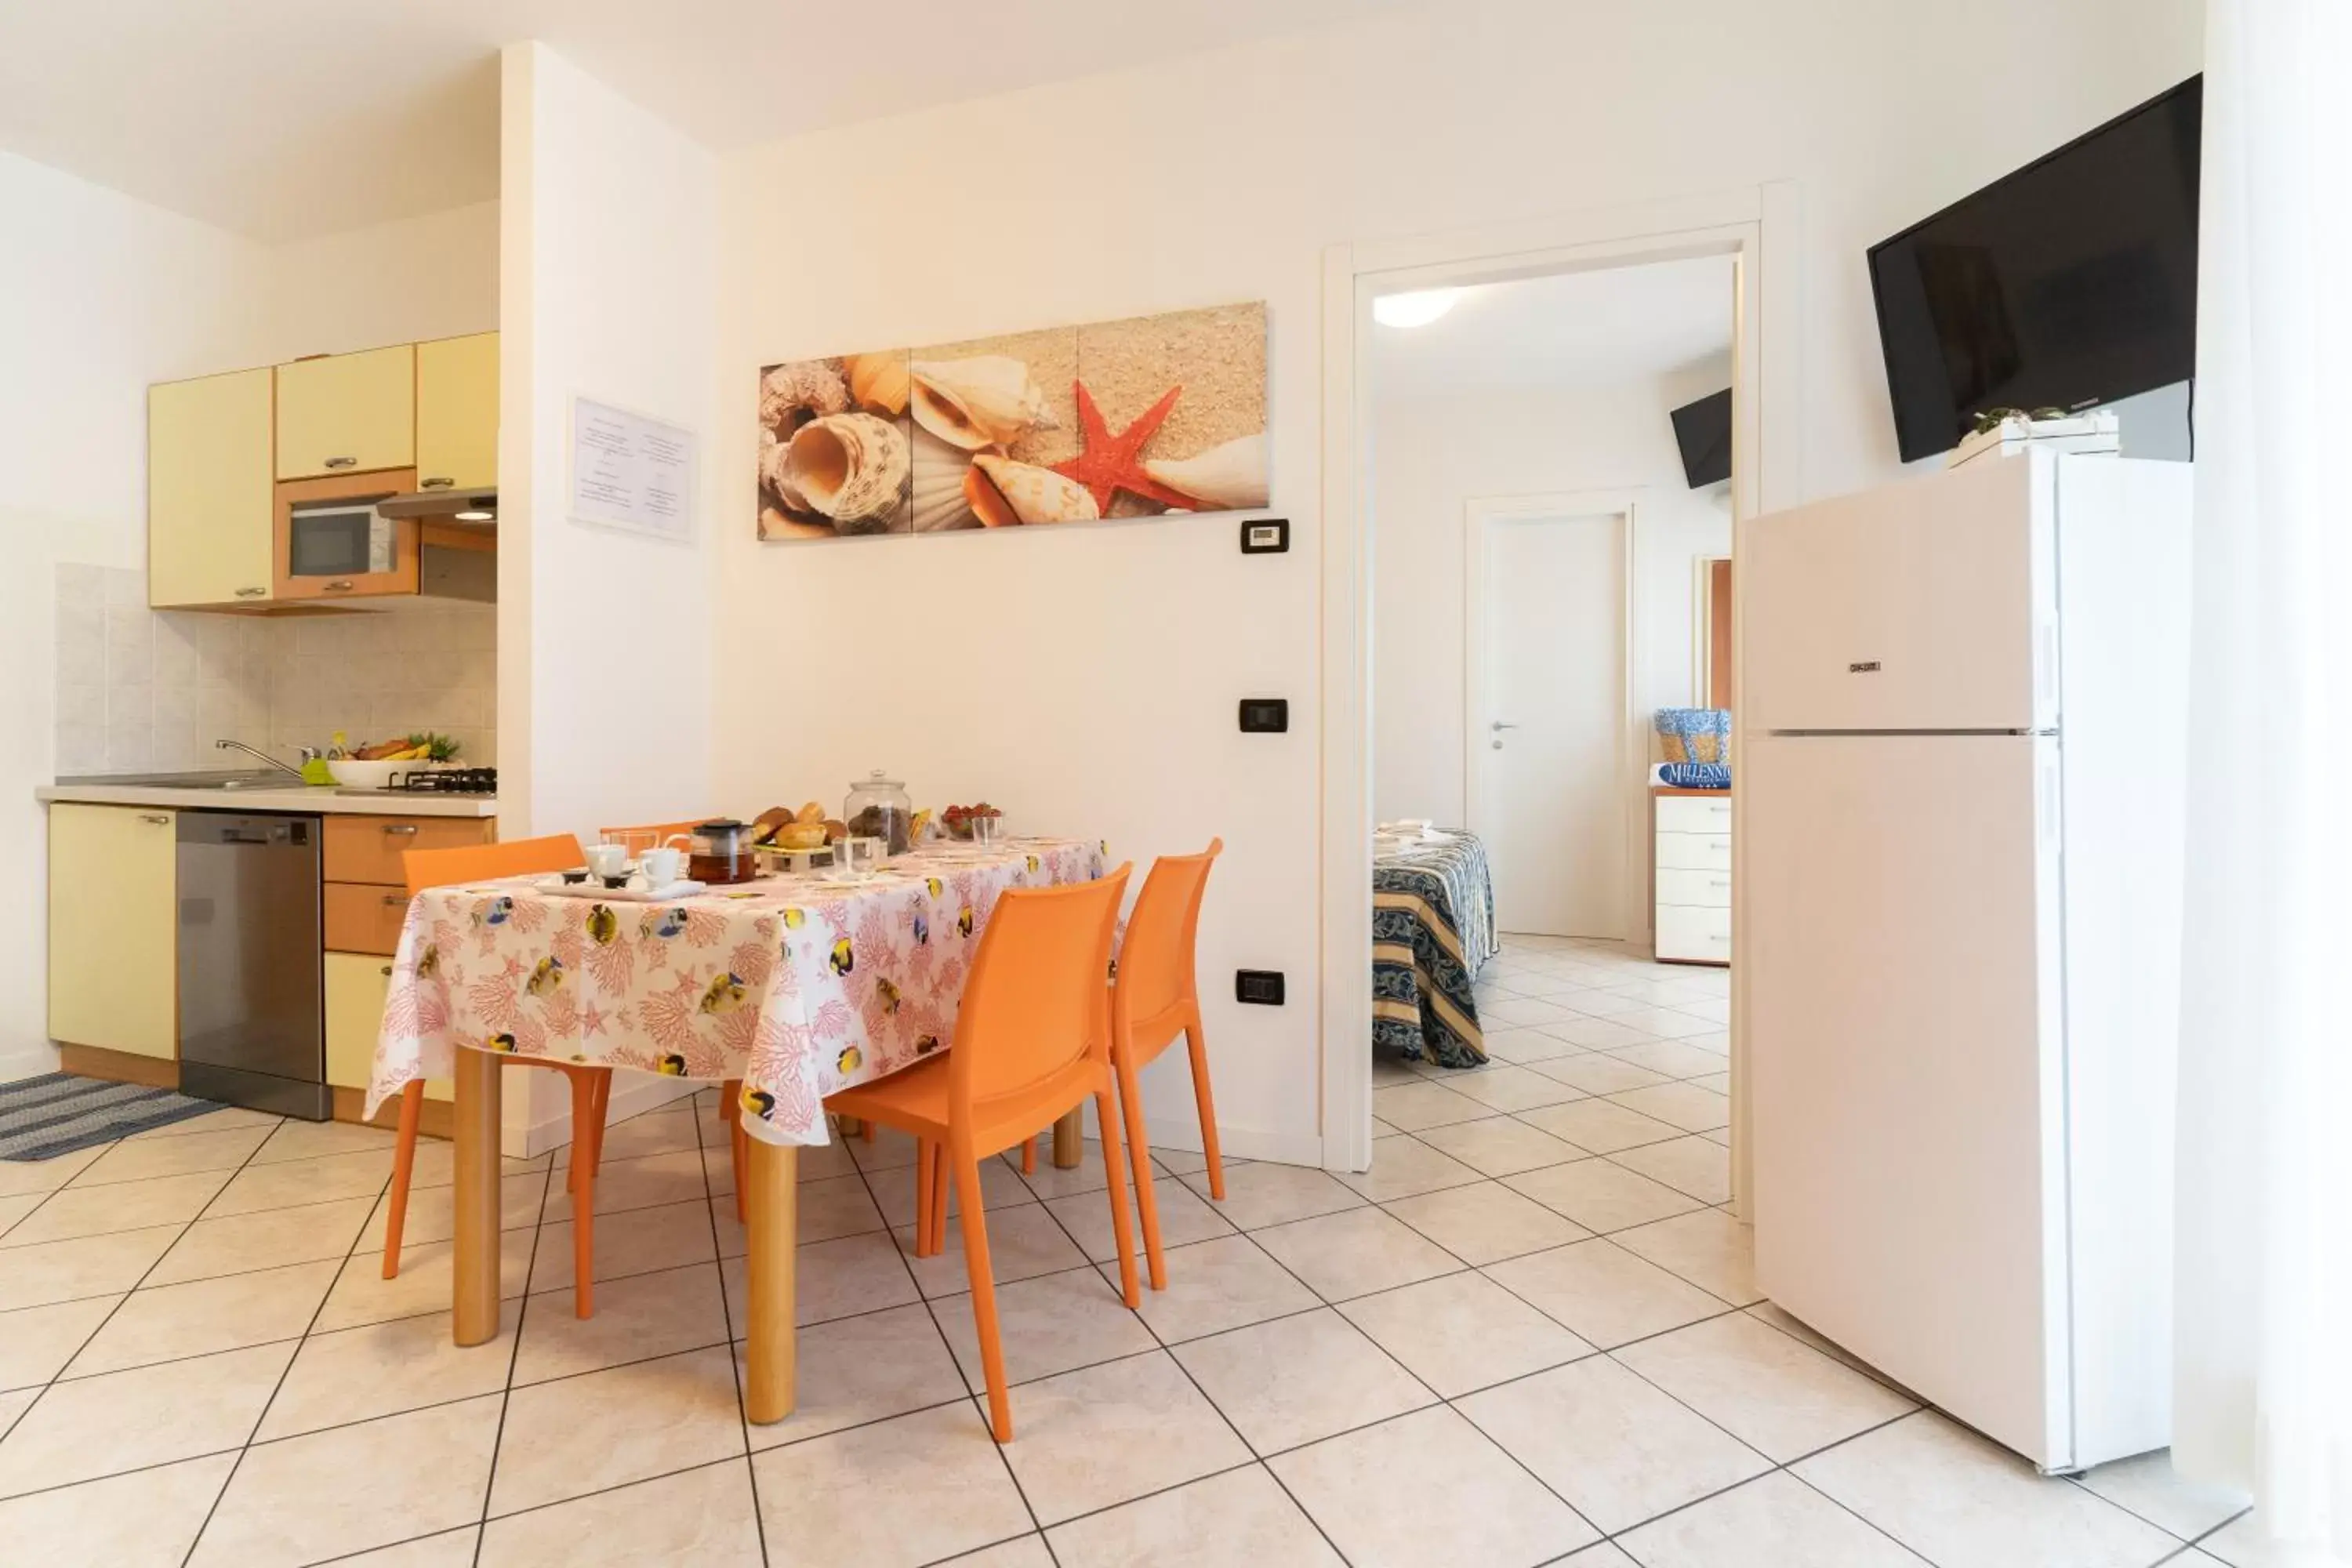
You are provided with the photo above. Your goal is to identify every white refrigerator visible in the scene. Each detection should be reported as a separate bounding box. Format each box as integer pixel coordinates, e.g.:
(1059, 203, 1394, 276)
(1744, 450, 2192, 1473)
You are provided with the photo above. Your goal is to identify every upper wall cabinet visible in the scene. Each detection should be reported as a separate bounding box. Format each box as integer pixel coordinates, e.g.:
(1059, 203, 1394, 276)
(150, 368, 275, 608)
(415, 332, 499, 491)
(276, 344, 415, 479)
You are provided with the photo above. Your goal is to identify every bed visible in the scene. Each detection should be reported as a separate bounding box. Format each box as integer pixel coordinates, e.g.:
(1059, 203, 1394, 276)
(1373, 827, 1497, 1069)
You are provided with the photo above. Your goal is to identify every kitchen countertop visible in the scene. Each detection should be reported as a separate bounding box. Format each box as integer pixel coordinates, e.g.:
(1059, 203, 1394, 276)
(37, 779, 499, 818)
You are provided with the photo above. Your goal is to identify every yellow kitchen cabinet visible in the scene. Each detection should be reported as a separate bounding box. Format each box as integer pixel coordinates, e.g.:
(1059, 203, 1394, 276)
(414, 332, 499, 492)
(276, 344, 414, 479)
(325, 951, 449, 1102)
(49, 805, 178, 1059)
(149, 368, 275, 608)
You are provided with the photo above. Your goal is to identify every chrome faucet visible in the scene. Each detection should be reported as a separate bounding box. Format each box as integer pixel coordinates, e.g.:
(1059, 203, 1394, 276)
(215, 739, 307, 779)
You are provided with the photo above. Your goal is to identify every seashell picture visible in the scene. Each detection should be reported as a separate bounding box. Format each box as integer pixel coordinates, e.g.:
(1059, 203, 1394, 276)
(757, 302, 1266, 543)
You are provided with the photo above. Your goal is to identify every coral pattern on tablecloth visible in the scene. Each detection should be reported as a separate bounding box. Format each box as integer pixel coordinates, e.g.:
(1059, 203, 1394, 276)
(367, 837, 1108, 1145)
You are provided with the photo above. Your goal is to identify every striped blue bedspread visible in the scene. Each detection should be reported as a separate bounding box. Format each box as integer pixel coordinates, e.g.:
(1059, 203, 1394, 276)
(1374, 829, 1497, 1069)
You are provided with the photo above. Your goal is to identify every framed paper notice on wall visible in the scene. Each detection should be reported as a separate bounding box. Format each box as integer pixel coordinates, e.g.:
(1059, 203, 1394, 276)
(569, 397, 698, 543)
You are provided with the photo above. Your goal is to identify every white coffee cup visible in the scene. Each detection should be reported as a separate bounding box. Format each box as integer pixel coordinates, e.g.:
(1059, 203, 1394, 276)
(584, 843, 628, 880)
(640, 846, 684, 887)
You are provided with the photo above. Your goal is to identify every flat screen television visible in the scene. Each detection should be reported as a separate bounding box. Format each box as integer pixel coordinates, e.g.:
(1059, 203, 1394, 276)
(1868, 75, 2201, 463)
(1670, 388, 1733, 488)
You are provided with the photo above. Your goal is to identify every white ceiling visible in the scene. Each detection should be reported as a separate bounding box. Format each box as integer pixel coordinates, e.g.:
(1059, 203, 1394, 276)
(0, 0, 1397, 241)
(1369, 255, 1736, 397)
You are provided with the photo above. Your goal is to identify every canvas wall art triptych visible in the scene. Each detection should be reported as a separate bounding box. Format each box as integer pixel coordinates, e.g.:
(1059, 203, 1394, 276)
(757, 301, 1268, 543)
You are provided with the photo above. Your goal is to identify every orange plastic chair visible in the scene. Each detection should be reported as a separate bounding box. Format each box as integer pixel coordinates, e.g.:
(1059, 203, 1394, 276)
(379, 834, 616, 1316)
(823, 866, 1141, 1443)
(1103, 840, 1225, 1290)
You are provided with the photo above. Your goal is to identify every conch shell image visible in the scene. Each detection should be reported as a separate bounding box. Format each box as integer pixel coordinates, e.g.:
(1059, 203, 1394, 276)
(970, 454, 1100, 525)
(844, 352, 909, 418)
(909, 356, 1057, 451)
(909, 426, 978, 533)
(785, 412, 909, 531)
(760, 360, 849, 434)
(759, 429, 812, 514)
(1144, 433, 1268, 510)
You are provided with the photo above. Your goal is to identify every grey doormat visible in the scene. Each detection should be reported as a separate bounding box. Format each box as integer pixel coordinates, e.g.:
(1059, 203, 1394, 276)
(0, 1073, 223, 1160)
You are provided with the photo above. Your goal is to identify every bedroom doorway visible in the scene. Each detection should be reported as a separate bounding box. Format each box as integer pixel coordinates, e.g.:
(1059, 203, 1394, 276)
(1466, 499, 1632, 938)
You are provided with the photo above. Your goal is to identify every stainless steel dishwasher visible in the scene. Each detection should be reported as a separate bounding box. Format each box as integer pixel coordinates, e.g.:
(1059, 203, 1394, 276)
(177, 812, 329, 1120)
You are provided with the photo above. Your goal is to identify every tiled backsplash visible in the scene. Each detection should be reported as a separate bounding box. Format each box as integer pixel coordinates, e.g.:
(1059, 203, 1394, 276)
(55, 564, 496, 775)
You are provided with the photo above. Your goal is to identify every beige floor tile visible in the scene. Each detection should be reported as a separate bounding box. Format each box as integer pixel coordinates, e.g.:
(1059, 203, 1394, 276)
(792, 1171, 891, 1242)
(1176, 1301, 1437, 1452)
(1606, 1007, 1722, 1040)
(1340, 1271, 1593, 1398)
(321, 1526, 482, 1565)
(873, 1154, 1036, 1229)
(1370, 1080, 1491, 1132)
(1606, 1040, 1731, 1080)
(1505, 1158, 1706, 1234)
(2198, 1512, 2262, 1565)
(148, 1196, 376, 1287)
(1608, 1134, 1732, 1203)
(0, 1145, 106, 1199)
(554, 1108, 699, 1167)
(1413, 1116, 1586, 1178)
(191, 1394, 503, 1568)
(895, 1200, 1090, 1299)
(1443, 1065, 1588, 1114)
(1792, 1410, 2181, 1568)
(1250, 1207, 1461, 1301)
(0, 1294, 121, 1392)
(752, 1400, 1033, 1568)
(315, 1228, 532, 1333)
(1330, 1136, 1485, 1203)
(0, 1450, 233, 1568)
(1272, 1403, 1599, 1566)
(932, 1263, 1158, 1385)
(1484, 1240, 1727, 1348)
(1536, 1015, 1662, 1051)
(67, 1258, 338, 1377)
(1613, 1313, 1916, 1461)
(1185, 1161, 1365, 1229)
(1515, 1099, 1684, 1157)
(1617, 1470, 1925, 1566)
(996, 1351, 1252, 1525)
(1049, 1462, 1344, 1567)
(1482, 994, 1584, 1027)
(247, 1118, 397, 1166)
(742, 1301, 968, 1449)
(481, 1457, 762, 1566)
(718, 1230, 921, 1330)
(940, 1534, 1056, 1566)
(528, 1197, 717, 1293)
(1610, 1209, 1759, 1305)
(0, 1192, 39, 1240)
(209, 1148, 394, 1218)
(125, 1106, 282, 1142)
(1607, 1082, 1730, 1133)
(491, 1344, 745, 1515)
(847, 1121, 924, 1173)
(0, 1340, 292, 1497)
(360, 1172, 547, 1250)
(0, 1223, 182, 1312)
(703, 1131, 856, 1192)
(1050, 1177, 1235, 1263)
(1743, 1303, 1917, 1393)
(1007, 1135, 1120, 1200)
(1380, 1180, 1589, 1267)
(515, 1261, 731, 1385)
(0, 1167, 232, 1247)
(402, 1140, 554, 1192)
(1149, 1144, 1239, 1178)
(67, 1125, 273, 1187)
(1460, 1355, 1769, 1535)
(1560, 1544, 1640, 1566)
(1479, 1027, 1584, 1065)
(258, 1311, 514, 1440)
(1528, 1053, 1674, 1095)
(539, 1147, 711, 1221)
(2076, 1449, 2250, 1541)
(1116, 1234, 1319, 1345)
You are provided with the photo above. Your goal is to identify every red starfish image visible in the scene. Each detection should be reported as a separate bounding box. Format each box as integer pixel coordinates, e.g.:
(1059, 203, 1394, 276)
(1051, 380, 1200, 513)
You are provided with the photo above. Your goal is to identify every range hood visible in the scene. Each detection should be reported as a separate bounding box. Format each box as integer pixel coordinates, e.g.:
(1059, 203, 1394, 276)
(379, 485, 496, 522)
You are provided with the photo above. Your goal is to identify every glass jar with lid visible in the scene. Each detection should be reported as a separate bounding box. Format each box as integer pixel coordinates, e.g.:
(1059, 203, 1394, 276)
(843, 770, 914, 855)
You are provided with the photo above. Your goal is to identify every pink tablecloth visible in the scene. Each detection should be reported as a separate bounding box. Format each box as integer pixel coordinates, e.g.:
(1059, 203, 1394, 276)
(365, 837, 1108, 1144)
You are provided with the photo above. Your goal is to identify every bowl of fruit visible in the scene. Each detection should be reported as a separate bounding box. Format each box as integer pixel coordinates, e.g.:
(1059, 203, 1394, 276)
(328, 734, 462, 789)
(941, 802, 1004, 842)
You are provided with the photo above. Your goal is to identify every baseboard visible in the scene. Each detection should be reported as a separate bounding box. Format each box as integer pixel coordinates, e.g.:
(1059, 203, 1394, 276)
(510, 1073, 698, 1160)
(56, 1043, 179, 1091)
(0, 1044, 61, 1083)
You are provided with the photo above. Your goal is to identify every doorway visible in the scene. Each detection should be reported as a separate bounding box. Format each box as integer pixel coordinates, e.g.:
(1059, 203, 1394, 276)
(1465, 500, 1632, 938)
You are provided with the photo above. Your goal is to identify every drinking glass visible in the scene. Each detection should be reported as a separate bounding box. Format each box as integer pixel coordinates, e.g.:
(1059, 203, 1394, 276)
(838, 836, 884, 880)
(969, 815, 1000, 847)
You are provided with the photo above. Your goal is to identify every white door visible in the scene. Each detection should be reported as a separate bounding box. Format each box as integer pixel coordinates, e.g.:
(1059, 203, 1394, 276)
(1470, 510, 1627, 937)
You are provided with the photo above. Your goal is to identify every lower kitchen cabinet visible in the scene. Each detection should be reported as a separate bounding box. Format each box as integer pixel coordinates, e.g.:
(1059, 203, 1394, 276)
(49, 804, 178, 1059)
(325, 950, 449, 1103)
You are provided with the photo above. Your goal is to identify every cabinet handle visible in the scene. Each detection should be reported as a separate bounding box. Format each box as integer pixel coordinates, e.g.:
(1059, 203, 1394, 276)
(323, 456, 358, 470)
(381, 965, 394, 977)
(1709, 878, 1730, 888)
(140, 813, 172, 826)
(383, 824, 419, 836)
(382, 893, 405, 906)
(235, 586, 268, 598)
(420, 476, 455, 488)
(324, 580, 354, 592)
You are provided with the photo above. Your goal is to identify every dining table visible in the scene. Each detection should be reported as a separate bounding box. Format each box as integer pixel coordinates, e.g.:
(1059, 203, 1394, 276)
(366, 833, 1109, 1421)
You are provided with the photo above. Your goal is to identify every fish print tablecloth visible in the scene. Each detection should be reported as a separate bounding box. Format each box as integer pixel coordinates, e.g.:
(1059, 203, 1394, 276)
(1373, 829, 1497, 1069)
(366, 837, 1108, 1145)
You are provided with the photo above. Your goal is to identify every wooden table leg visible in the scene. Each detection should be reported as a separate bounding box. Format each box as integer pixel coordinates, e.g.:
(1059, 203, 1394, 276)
(743, 1138, 800, 1424)
(1052, 1109, 1083, 1169)
(452, 1049, 502, 1347)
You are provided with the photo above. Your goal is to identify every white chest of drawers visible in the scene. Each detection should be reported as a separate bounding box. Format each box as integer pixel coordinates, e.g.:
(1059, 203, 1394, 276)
(1653, 790, 1731, 965)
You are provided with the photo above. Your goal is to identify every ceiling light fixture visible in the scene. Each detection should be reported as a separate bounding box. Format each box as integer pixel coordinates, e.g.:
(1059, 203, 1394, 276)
(1374, 289, 1463, 328)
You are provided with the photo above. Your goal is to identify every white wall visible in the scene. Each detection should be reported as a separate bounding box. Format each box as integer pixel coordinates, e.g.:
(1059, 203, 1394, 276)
(710, 0, 2198, 1165)
(1372, 359, 1733, 829)
(256, 200, 500, 364)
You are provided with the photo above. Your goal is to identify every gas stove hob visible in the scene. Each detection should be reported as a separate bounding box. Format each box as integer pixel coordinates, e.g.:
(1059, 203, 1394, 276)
(336, 767, 498, 798)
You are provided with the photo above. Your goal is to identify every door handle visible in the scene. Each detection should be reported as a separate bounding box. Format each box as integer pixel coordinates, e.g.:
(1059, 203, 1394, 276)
(1490, 720, 1519, 731)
